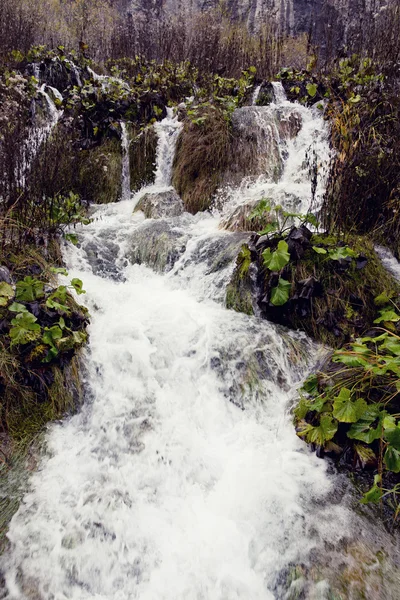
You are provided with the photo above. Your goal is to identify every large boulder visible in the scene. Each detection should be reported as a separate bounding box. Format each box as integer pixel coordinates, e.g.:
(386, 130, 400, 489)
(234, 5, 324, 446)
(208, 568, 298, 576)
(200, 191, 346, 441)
(127, 220, 187, 272)
(134, 189, 184, 219)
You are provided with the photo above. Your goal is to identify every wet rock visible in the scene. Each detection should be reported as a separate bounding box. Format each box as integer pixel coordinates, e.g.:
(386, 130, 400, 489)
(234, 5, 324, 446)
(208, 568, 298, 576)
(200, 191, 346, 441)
(134, 189, 184, 219)
(0, 266, 12, 284)
(126, 220, 187, 273)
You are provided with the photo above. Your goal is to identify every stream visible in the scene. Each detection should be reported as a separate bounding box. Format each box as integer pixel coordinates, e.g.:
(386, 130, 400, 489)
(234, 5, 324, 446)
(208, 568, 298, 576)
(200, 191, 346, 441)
(1, 85, 400, 600)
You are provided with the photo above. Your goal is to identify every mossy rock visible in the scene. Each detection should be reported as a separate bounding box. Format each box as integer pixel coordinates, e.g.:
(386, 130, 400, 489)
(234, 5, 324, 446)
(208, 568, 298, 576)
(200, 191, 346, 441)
(172, 106, 231, 213)
(227, 231, 400, 348)
(77, 138, 122, 204)
(226, 244, 254, 316)
(128, 125, 157, 192)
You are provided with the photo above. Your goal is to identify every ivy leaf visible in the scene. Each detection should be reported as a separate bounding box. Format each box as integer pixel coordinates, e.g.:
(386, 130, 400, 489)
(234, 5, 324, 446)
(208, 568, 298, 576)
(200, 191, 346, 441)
(306, 82, 317, 98)
(332, 388, 367, 423)
(71, 278, 86, 295)
(46, 298, 71, 314)
(361, 474, 382, 504)
(270, 278, 291, 306)
(297, 415, 338, 446)
(384, 446, 400, 473)
(312, 246, 327, 254)
(262, 240, 290, 271)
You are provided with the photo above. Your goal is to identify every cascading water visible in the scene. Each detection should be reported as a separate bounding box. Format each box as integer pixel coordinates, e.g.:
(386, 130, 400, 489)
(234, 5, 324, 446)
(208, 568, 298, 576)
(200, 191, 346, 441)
(219, 82, 331, 229)
(120, 123, 131, 202)
(2, 107, 400, 600)
(252, 84, 261, 105)
(153, 107, 183, 187)
(20, 84, 63, 185)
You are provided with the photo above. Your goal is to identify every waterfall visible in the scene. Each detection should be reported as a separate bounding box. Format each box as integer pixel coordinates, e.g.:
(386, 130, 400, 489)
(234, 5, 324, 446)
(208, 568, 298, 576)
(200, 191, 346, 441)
(251, 84, 261, 105)
(2, 94, 396, 600)
(271, 81, 287, 105)
(120, 123, 131, 202)
(219, 89, 331, 227)
(20, 84, 63, 185)
(153, 107, 183, 187)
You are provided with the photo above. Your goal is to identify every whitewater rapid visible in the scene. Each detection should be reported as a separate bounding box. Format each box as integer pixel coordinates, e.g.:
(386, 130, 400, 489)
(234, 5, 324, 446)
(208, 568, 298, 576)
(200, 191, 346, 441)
(1, 86, 367, 600)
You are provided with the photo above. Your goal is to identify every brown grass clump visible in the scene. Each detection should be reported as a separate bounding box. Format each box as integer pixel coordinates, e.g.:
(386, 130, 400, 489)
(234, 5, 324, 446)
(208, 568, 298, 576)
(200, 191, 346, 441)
(172, 106, 231, 213)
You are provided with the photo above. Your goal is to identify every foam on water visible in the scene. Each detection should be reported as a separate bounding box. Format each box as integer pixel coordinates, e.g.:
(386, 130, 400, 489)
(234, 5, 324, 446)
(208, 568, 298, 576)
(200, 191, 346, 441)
(0, 102, 370, 600)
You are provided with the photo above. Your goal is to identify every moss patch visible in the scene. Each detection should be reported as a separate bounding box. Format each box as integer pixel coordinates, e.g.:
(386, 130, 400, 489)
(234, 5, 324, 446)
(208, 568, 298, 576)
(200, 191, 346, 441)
(77, 138, 122, 204)
(226, 245, 254, 315)
(172, 106, 231, 213)
(128, 125, 157, 192)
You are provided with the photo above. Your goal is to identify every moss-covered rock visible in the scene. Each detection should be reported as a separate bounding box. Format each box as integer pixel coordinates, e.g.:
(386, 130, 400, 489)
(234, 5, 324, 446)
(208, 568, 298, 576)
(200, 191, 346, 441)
(77, 138, 122, 204)
(226, 229, 400, 348)
(129, 125, 157, 192)
(226, 245, 254, 315)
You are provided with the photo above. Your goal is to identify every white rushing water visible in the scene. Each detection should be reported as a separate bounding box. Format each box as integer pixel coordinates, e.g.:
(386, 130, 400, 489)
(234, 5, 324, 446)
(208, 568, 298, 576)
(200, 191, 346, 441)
(2, 103, 359, 600)
(120, 123, 131, 202)
(219, 82, 331, 228)
(153, 108, 183, 187)
(19, 84, 63, 186)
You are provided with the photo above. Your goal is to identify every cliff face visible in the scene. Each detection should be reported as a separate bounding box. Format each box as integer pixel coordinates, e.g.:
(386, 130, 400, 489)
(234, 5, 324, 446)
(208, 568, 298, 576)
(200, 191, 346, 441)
(126, 0, 388, 42)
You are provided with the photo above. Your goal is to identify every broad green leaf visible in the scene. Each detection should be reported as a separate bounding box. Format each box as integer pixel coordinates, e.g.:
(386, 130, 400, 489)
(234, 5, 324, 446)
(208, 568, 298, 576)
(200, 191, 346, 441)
(304, 213, 319, 227)
(9, 312, 41, 346)
(332, 353, 369, 368)
(15, 276, 44, 302)
(8, 302, 28, 313)
(270, 278, 291, 306)
(72, 330, 87, 345)
(348, 94, 361, 104)
(298, 415, 338, 446)
(42, 326, 63, 346)
(65, 233, 79, 245)
(308, 396, 327, 413)
(328, 246, 357, 261)
(384, 446, 400, 473)
(306, 82, 317, 98)
(258, 222, 279, 236)
(361, 474, 382, 504)
(374, 310, 400, 324)
(0, 282, 14, 306)
(11, 312, 40, 330)
(249, 198, 271, 219)
(380, 337, 400, 356)
(332, 388, 367, 423)
(71, 278, 86, 295)
(50, 267, 69, 276)
(383, 415, 397, 430)
(302, 374, 319, 395)
(262, 240, 290, 271)
(374, 293, 392, 306)
(46, 298, 71, 314)
(347, 418, 382, 443)
(384, 425, 400, 450)
(312, 246, 327, 254)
